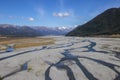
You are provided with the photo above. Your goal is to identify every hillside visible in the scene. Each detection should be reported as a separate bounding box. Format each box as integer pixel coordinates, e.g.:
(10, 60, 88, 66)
(66, 8, 120, 36)
(0, 24, 41, 37)
(0, 24, 73, 37)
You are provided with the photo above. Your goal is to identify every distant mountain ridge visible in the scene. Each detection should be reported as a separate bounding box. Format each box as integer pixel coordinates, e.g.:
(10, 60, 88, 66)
(33, 26, 74, 35)
(0, 24, 74, 37)
(66, 8, 120, 36)
(0, 24, 41, 37)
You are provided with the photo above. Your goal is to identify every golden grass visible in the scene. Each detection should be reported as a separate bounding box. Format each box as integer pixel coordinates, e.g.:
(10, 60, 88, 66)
(109, 34, 120, 38)
(0, 37, 54, 50)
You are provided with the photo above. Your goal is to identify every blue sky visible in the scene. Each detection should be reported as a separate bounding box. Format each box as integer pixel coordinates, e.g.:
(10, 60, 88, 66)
(0, 0, 120, 27)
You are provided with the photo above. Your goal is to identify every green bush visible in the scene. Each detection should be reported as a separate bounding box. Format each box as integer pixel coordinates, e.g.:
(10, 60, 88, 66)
(0, 76, 3, 80)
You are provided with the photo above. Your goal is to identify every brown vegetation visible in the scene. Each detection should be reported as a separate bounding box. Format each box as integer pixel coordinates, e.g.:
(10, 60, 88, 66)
(0, 37, 54, 50)
(109, 34, 120, 38)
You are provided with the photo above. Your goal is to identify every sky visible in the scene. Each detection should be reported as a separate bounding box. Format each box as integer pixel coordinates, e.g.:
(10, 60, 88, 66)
(0, 0, 120, 27)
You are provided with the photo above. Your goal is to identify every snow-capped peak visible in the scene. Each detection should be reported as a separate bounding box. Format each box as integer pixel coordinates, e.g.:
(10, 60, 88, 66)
(58, 26, 68, 30)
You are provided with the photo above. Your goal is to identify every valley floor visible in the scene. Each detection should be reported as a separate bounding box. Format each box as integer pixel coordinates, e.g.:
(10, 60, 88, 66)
(0, 36, 120, 80)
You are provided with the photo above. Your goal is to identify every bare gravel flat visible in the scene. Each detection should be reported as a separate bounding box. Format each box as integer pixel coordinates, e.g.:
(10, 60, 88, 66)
(0, 36, 120, 80)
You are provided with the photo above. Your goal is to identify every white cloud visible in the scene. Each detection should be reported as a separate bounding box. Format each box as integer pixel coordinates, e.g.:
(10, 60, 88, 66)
(28, 17, 34, 21)
(53, 12, 70, 17)
(64, 12, 70, 16)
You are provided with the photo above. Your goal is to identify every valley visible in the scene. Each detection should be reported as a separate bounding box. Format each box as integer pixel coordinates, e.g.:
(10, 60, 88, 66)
(0, 36, 120, 80)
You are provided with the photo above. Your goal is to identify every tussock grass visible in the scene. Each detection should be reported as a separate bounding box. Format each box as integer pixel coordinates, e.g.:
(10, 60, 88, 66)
(113, 47, 120, 51)
(27, 67, 33, 72)
(101, 44, 110, 49)
(0, 76, 2, 80)
(0, 37, 54, 50)
(109, 34, 120, 38)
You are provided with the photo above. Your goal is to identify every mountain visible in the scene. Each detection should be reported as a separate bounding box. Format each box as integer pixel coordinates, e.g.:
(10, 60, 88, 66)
(66, 8, 120, 36)
(33, 26, 74, 36)
(0, 24, 74, 37)
(0, 24, 41, 37)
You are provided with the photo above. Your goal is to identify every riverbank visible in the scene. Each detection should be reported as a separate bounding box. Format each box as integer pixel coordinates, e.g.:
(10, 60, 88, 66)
(0, 36, 120, 80)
